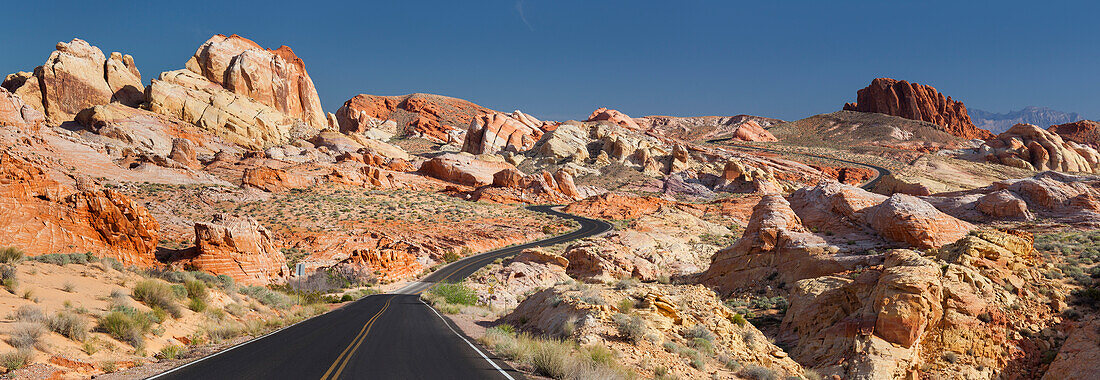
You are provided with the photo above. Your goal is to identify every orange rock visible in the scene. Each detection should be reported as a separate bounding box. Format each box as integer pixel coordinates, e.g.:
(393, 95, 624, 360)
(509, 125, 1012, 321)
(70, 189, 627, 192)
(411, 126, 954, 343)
(844, 78, 994, 139)
(1048, 120, 1100, 147)
(729, 120, 778, 142)
(564, 192, 669, 220)
(461, 112, 545, 155)
(185, 34, 325, 128)
(418, 153, 517, 187)
(980, 123, 1099, 173)
(336, 93, 494, 143)
(864, 194, 973, 249)
(0, 87, 44, 129)
(0, 152, 159, 266)
(241, 166, 313, 192)
(188, 214, 287, 285)
(586, 107, 640, 129)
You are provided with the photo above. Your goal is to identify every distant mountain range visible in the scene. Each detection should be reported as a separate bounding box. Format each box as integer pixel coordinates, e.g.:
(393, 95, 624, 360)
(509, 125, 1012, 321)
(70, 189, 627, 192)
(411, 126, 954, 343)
(969, 106, 1085, 134)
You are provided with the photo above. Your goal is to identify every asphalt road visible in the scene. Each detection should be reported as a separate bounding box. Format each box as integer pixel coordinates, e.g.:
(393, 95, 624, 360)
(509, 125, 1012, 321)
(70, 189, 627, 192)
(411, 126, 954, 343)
(150, 205, 612, 380)
(705, 138, 892, 190)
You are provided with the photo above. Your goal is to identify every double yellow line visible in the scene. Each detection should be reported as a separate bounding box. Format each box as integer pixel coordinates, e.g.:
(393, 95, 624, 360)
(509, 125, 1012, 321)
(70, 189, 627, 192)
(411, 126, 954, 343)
(320, 296, 394, 380)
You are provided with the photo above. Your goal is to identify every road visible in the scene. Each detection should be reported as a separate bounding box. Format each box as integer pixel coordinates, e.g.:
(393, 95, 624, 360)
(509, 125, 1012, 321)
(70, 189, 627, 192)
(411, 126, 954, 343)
(705, 138, 891, 190)
(150, 205, 612, 380)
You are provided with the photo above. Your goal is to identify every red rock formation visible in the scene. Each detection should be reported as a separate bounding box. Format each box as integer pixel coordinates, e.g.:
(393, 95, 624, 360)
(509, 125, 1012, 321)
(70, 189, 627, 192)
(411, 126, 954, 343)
(0, 152, 159, 265)
(188, 214, 287, 285)
(417, 153, 517, 187)
(844, 78, 994, 139)
(864, 194, 973, 248)
(185, 34, 325, 128)
(809, 164, 877, 186)
(728, 120, 778, 142)
(461, 113, 545, 155)
(586, 107, 640, 129)
(241, 167, 313, 192)
(1048, 120, 1100, 147)
(168, 138, 200, 169)
(336, 93, 494, 143)
(564, 192, 669, 220)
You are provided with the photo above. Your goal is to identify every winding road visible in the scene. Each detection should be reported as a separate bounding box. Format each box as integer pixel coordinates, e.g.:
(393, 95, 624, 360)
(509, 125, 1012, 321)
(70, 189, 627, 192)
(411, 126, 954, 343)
(150, 205, 612, 380)
(705, 138, 891, 190)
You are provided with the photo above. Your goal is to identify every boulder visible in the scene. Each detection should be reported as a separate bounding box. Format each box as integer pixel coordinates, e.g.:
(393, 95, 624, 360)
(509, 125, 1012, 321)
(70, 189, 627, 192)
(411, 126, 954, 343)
(863, 194, 973, 249)
(729, 120, 778, 142)
(976, 189, 1031, 219)
(169, 138, 201, 169)
(190, 214, 288, 285)
(418, 153, 517, 187)
(843, 78, 994, 139)
(241, 166, 313, 192)
(335, 93, 494, 143)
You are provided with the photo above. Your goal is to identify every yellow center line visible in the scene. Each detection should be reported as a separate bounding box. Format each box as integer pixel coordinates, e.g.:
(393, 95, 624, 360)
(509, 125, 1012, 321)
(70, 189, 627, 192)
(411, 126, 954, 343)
(320, 296, 393, 380)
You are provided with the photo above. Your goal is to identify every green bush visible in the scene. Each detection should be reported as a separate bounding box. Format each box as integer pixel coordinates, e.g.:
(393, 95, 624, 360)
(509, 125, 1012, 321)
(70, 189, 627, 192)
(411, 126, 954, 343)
(185, 280, 208, 300)
(741, 364, 779, 380)
(47, 311, 89, 341)
(0, 350, 32, 371)
(97, 307, 153, 347)
(0, 247, 24, 264)
(0, 264, 16, 293)
(188, 297, 208, 312)
(430, 283, 478, 306)
(132, 280, 181, 318)
(158, 344, 184, 360)
(443, 251, 462, 263)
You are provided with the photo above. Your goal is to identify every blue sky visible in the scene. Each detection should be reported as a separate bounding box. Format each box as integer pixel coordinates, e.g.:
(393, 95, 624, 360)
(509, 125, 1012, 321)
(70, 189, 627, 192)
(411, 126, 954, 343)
(3, 1, 1099, 121)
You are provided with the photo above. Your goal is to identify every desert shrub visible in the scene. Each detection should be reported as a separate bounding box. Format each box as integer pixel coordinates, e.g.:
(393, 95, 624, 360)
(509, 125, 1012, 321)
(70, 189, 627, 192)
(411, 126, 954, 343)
(430, 283, 478, 306)
(31, 253, 91, 266)
(103, 257, 124, 271)
(943, 351, 959, 363)
(531, 339, 573, 379)
(731, 313, 747, 326)
(205, 322, 246, 341)
(587, 345, 615, 365)
(185, 280, 208, 300)
(0, 350, 32, 371)
(215, 274, 235, 290)
(0, 247, 24, 264)
(1072, 287, 1100, 308)
(12, 306, 45, 323)
(612, 313, 646, 343)
(62, 281, 75, 292)
(613, 278, 637, 290)
(170, 284, 187, 298)
(685, 324, 716, 343)
(9, 322, 45, 350)
(443, 251, 462, 263)
(0, 264, 17, 293)
(690, 337, 715, 355)
(132, 280, 181, 318)
(96, 307, 153, 347)
(188, 297, 208, 312)
(559, 317, 577, 336)
(240, 286, 293, 308)
(616, 298, 635, 313)
(741, 365, 779, 380)
(101, 361, 117, 373)
(158, 344, 184, 360)
(47, 310, 89, 341)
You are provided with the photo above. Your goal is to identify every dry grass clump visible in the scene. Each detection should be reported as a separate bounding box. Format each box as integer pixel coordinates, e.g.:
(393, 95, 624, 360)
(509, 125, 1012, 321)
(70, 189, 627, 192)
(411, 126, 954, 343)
(612, 313, 646, 343)
(0, 350, 32, 371)
(12, 306, 45, 323)
(478, 325, 628, 380)
(96, 306, 153, 348)
(132, 280, 181, 318)
(0, 247, 24, 264)
(9, 322, 45, 350)
(48, 310, 89, 341)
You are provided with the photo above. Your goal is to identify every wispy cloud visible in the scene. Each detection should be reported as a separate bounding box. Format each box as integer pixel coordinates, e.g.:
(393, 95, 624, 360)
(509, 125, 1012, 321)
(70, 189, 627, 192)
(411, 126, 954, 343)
(515, 0, 534, 31)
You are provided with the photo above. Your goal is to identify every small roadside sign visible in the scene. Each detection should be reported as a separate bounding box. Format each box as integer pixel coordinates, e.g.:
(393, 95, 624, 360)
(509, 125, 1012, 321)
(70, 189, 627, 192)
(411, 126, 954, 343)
(296, 263, 305, 277)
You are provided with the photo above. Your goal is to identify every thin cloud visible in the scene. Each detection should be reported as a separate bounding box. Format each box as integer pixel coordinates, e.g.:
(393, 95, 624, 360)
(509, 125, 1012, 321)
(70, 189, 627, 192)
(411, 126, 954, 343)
(515, 0, 534, 31)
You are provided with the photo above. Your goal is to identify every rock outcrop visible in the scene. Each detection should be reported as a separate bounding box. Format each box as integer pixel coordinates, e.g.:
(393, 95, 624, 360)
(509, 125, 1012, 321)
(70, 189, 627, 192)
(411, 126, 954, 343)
(461, 112, 546, 155)
(466, 248, 571, 308)
(633, 114, 783, 142)
(1047, 119, 1100, 147)
(0, 152, 159, 266)
(779, 230, 1060, 379)
(335, 93, 494, 143)
(585, 107, 640, 129)
(418, 153, 517, 187)
(188, 214, 287, 285)
(185, 34, 325, 128)
(241, 166, 314, 192)
(1043, 318, 1100, 380)
(0, 87, 45, 128)
(2, 38, 143, 124)
(863, 194, 974, 249)
(978, 123, 1100, 173)
(844, 78, 994, 139)
(923, 171, 1100, 227)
